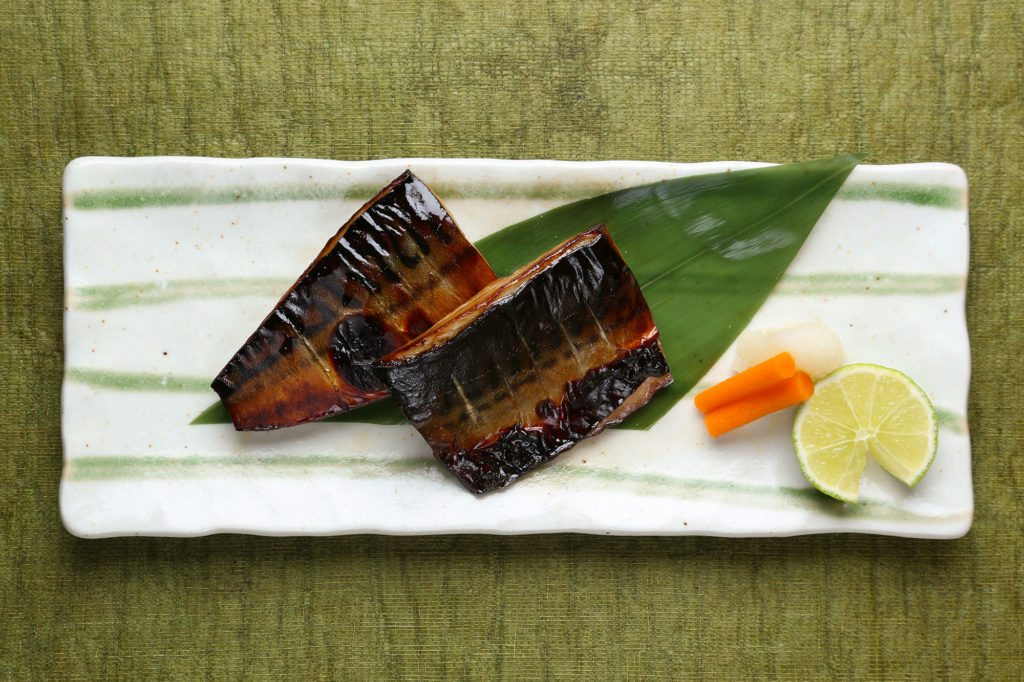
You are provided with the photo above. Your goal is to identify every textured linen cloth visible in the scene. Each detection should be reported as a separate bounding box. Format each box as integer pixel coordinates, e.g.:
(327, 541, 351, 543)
(1, 1, 1021, 679)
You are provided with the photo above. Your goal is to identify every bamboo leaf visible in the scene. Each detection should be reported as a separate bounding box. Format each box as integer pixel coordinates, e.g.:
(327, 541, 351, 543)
(193, 155, 862, 429)
(476, 155, 864, 428)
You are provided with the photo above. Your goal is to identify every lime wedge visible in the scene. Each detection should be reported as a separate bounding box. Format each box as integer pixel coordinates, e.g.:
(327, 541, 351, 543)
(793, 364, 938, 502)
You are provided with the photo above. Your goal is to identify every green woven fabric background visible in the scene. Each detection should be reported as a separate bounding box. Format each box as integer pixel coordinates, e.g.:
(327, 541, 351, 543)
(2, 1, 1021, 679)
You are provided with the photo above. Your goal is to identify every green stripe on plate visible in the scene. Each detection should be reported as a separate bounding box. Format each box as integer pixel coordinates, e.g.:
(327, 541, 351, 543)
(66, 454, 433, 480)
(62, 454, 969, 524)
(66, 367, 211, 392)
(73, 278, 293, 310)
(62, 367, 968, 435)
(935, 407, 967, 435)
(71, 272, 963, 311)
(775, 273, 962, 296)
(548, 464, 969, 524)
(69, 180, 963, 211)
(835, 182, 963, 209)
(72, 184, 354, 210)
(69, 180, 629, 209)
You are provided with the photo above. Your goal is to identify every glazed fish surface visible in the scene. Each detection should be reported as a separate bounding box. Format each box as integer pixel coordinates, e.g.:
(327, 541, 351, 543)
(213, 171, 496, 430)
(376, 226, 673, 493)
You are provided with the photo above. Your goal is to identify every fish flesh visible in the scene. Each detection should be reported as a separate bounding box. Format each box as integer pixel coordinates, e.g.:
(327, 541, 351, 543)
(212, 170, 496, 430)
(376, 226, 672, 493)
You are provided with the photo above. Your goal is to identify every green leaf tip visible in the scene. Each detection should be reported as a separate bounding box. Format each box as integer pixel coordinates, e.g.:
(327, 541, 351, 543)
(191, 396, 408, 426)
(190, 400, 230, 425)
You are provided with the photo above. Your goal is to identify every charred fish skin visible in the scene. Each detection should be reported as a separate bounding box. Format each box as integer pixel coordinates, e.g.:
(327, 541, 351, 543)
(377, 226, 673, 493)
(212, 170, 496, 431)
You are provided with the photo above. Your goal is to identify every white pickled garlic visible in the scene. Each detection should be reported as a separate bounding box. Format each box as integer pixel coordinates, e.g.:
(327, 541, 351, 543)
(732, 321, 844, 379)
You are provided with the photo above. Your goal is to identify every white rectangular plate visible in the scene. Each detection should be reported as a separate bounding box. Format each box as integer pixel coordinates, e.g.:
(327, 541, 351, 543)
(61, 157, 972, 538)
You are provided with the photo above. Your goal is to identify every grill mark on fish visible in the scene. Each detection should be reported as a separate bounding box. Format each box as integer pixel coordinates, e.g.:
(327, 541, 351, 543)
(403, 182, 454, 244)
(411, 224, 468, 302)
(452, 376, 478, 425)
(352, 229, 401, 284)
(369, 214, 422, 269)
(553, 311, 585, 371)
(337, 239, 382, 293)
(497, 363, 524, 426)
(583, 299, 612, 347)
(368, 193, 460, 302)
(275, 309, 339, 391)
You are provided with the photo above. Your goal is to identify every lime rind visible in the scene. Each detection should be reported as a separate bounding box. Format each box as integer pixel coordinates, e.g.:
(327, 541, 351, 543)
(793, 364, 938, 503)
(791, 431, 862, 503)
(860, 364, 938, 486)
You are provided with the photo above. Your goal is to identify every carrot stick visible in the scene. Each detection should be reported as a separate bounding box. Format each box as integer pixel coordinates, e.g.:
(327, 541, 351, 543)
(694, 352, 796, 414)
(704, 371, 814, 438)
